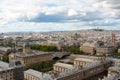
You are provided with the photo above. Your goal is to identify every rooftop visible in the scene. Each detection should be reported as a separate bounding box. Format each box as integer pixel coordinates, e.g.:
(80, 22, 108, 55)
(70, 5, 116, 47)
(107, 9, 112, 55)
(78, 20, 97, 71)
(108, 66, 120, 72)
(0, 60, 9, 68)
(24, 69, 53, 80)
(54, 62, 74, 69)
(98, 46, 114, 48)
(74, 58, 96, 62)
(25, 69, 43, 78)
(0, 60, 12, 72)
(82, 42, 96, 47)
(14, 51, 51, 57)
(56, 60, 111, 79)
(59, 59, 73, 64)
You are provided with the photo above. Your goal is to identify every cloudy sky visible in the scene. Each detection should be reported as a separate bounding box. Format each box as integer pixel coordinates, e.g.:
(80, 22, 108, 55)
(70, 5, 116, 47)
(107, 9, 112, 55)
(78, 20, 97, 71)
(0, 0, 120, 32)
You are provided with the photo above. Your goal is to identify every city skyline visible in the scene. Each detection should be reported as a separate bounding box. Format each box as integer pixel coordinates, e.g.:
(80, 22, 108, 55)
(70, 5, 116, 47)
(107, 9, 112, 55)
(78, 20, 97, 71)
(0, 0, 120, 32)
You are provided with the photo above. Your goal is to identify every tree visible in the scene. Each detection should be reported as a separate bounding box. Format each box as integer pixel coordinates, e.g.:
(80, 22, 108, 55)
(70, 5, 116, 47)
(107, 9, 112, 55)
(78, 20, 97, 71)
(116, 52, 120, 58)
(26, 61, 56, 72)
(6, 42, 15, 47)
(63, 46, 83, 54)
(92, 51, 96, 55)
(2, 55, 9, 62)
(30, 44, 58, 52)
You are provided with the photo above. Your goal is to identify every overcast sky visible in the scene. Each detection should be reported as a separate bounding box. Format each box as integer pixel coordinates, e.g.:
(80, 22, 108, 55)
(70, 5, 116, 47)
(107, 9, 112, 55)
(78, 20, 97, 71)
(0, 0, 120, 32)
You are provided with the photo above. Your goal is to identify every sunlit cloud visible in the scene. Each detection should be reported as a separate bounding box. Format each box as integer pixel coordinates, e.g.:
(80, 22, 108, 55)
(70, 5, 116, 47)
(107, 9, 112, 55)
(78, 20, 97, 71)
(0, 0, 120, 32)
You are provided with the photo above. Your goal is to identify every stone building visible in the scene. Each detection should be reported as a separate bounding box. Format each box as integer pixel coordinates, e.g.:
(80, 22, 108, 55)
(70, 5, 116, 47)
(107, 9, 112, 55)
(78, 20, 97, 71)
(9, 51, 53, 67)
(69, 54, 101, 61)
(23, 55, 120, 80)
(96, 46, 115, 56)
(53, 56, 100, 74)
(0, 60, 24, 80)
(118, 48, 120, 53)
(74, 58, 96, 68)
(99, 66, 120, 80)
(53, 62, 74, 73)
(9, 42, 69, 67)
(80, 42, 96, 54)
(9, 42, 53, 67)
(108, 67, 120, 78)
(24, 69, 52, 80)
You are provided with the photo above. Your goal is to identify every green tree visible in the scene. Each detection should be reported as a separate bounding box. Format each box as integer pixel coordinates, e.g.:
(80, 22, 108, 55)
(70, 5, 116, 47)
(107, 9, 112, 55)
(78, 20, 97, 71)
(116, 52, 120, 57)
(92, 51, 96, 55)
(6, 42, 15, 47)
(26, 61, 56, 72)
(63, 46, 83, 54)
(30, 44, 58, 52)
(2, 55, 9, 62)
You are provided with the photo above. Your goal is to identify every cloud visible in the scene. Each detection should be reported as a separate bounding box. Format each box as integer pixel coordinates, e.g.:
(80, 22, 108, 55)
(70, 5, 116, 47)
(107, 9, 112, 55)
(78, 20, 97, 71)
(93, 0, 120, 18)
(68, 9, 78, 16)
(0, 0, 120, 32)
(1, 22, 119, 32)
(0, 0, 94, 23)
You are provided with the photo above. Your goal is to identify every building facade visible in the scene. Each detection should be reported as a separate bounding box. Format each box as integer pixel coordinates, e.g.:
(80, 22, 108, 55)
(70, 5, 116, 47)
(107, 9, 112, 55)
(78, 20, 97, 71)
(53, 62, 74, 73)
(0, 60, 24, 80)
(24, 69, 52, 80)
(9, 42, 54, 67)
(80, 42, 96, 54)
(74, 58, 96, 68)
(9, 52, 53, 67)
(96, 46, 115, 56)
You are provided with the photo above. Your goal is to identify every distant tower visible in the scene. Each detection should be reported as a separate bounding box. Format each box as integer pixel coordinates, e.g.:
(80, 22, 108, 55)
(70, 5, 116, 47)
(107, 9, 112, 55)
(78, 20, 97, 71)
(23, 42, 31, 54)
(111, 32, 116, 47)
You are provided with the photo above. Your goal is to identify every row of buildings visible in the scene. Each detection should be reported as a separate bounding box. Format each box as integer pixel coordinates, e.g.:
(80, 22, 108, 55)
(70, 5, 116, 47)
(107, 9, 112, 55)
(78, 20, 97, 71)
(1, 30, 120, 80)
(9, 42, 70, 67)
(1, 52, 120, 80)
(1, 29, 120, 51)
(24, 54, 120, 80)
(80, 33, 118, 56)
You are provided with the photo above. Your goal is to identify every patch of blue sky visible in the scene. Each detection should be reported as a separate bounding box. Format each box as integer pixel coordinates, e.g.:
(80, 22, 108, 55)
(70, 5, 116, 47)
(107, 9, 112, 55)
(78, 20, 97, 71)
(47, 3, 57, 7)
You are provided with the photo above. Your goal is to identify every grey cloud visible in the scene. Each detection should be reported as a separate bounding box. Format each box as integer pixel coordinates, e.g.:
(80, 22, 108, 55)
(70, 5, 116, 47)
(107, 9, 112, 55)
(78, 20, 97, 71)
(0, 0, 120, 28)
(97, 0, 120, 10)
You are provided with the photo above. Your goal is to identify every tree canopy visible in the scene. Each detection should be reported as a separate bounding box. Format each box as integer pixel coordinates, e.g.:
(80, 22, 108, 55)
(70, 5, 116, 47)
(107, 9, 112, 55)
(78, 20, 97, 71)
(2, 55, 9, 62)
(116, 52, 120, 57)
(30, 44, 58, 52)
(26, 61, 56, 72)
(63, 46, 83, 54)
